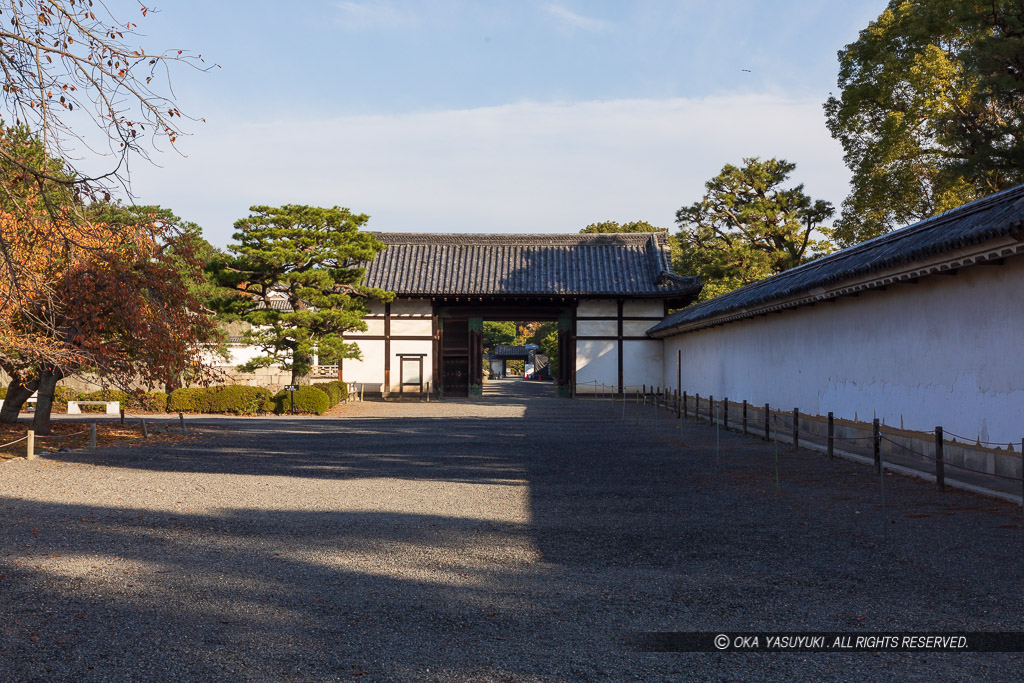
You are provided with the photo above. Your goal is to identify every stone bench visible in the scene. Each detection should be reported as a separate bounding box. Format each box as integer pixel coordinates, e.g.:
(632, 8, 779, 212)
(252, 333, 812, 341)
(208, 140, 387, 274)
(67, 400, 120, 415)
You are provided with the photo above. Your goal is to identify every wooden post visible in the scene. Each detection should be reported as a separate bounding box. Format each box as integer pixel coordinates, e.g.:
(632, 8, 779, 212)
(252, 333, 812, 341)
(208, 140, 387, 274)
(873, 418, 881, 474)
(141, 418, 149, 440)
(742, 400, 748, 436)
(709, 395, 714, 425)
(26, 429, 35, 460)
(764, 403, 770, 441)
(827, 412, 834, 459)
(683, 391, 688, 419)
(89, 423, 97, 450)
(695, 393, 700, 421)
(935, 427, 945, 492)
(120, 408, 125, 425)
(179, 413, 187, 435)
(793, 408, 799, 450)
(723, 398, 729, 430)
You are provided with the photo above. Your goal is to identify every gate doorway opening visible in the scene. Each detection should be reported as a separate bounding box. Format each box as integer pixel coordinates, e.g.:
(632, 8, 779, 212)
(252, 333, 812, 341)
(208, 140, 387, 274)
(436, 305, 574, 399)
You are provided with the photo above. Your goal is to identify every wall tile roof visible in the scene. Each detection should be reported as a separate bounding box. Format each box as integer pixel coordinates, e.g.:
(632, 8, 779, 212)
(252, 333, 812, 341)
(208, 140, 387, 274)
(649, 183, 1024, 336)
(361, 232, 700, 299)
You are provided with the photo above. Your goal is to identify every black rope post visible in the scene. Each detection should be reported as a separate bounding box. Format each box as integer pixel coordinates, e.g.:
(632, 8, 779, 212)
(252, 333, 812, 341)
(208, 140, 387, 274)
(764, 403, 770, 441)
(935, 426, 945, 492)
(119, 408, 125, 425)
(742, 400, 748, 436)
(723, 398, 729, 431)
(683, 391, 688, 419)
(793, 408, 799, 450)
(709, 395, 714, 425)
(695, 393, 700, 422)
(1020, 438, 1023, 511)
(676, 390, 680, 418)
(827, 412, 834, 459)
(873, 418, 881, 474)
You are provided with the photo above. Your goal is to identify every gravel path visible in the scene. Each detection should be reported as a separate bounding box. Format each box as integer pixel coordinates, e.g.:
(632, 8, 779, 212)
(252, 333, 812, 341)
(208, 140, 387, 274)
(1, 379, 1023, 681)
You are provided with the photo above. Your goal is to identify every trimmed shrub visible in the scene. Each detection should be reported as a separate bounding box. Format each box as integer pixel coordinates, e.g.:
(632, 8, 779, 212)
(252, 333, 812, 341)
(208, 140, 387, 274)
(77, 389, 167, 412)
(0, 386, 6, 399)
(167, 387, 213, 413)
(271, 385, 331, 415)
(207, 385, 273, 416)
(319, 380, 348, 407)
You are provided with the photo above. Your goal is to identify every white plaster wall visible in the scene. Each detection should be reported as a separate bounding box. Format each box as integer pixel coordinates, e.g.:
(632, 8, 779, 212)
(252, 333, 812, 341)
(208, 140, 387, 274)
(576, 340, 617, 392)
(347, 319, 385, 336)
(391, 319, 432, 336)
(341, 339, 386, 388)
(623, 321, 656, 337)
(660, 258, 1024, 444)
(578, 320, 617, 337)
(577, 299, 617, 316)
(623, 340, 663, 391)
(624, 300, 663, 317)
(391, 299, 432, 316)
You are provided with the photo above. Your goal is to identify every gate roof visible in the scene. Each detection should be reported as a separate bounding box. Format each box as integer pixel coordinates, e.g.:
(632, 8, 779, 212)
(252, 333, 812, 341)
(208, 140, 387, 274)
(361, 232, 700, 301)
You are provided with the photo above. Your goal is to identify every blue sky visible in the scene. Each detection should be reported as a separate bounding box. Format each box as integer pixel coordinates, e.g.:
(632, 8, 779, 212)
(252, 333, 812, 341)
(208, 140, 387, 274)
(121, 0, 888, 247)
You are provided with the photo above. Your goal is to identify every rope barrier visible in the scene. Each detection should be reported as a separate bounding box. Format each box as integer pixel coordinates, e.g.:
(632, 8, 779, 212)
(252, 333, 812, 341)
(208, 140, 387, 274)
(0, 435, 29, 449)
(34, 429, 91, 440)
(881, 435, 1022, 482)
(938, 430, 1019, 448)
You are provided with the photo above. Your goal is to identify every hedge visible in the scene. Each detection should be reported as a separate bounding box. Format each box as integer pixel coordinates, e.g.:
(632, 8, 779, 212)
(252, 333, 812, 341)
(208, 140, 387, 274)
(168, 385, 274, 415)
(271, 385, 331, 415)
(207, 385, 273, 415)
(78, 389, 168, 413)
(319, 380, 348, 407)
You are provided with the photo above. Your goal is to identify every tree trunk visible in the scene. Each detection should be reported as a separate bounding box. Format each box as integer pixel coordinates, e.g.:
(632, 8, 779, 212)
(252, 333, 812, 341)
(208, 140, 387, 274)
(0, 374, 39, 424)
(32, 365, 64, 436)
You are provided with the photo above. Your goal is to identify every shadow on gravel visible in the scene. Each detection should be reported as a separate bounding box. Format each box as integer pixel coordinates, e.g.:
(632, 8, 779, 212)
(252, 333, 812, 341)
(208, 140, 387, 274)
(6, 387, 1024, 679)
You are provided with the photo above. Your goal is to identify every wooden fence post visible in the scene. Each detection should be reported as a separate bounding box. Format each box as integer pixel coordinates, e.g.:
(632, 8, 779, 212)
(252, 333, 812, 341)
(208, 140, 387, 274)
(141, 418, 149, 440)
(26, 430, 35, 460)
(742, 400, 748, 436)
(827, 412, 834, 459)
(793, 408, 799, 450)
(763, 403, 770, 441)
(709, 395, 714, 424)
(723, 398, 729, 430)
(89, 423, 97, 450)
(935, 426, 945, 492)
(873, 418, 881, 474)
(695, 393, 700, 422)
(683, 391, 688, 419)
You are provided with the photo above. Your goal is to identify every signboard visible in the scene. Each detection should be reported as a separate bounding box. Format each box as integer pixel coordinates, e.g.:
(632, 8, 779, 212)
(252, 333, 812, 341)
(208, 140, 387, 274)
(284, 384, 299, 392)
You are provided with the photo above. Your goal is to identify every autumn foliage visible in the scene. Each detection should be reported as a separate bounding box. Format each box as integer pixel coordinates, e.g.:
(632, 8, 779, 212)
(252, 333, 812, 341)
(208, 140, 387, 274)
(0, 203, 219, 431)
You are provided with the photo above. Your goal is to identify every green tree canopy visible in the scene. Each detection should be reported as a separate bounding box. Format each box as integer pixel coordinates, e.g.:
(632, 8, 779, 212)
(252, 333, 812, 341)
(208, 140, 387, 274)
(482, 321, 516, 352)
(674, 158, 835, 301)
(580, 220, 664, 233)
(213, 205, 392, 384)
(825, 0, 1024, 246)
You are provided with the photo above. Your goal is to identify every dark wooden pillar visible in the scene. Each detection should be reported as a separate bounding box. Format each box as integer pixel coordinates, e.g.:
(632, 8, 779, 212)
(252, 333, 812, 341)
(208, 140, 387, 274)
(468, 317, 483, 397)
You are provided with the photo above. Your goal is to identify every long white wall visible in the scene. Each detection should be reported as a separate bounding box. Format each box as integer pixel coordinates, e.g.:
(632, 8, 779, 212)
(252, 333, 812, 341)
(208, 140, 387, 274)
(661, 258, 1024, 445)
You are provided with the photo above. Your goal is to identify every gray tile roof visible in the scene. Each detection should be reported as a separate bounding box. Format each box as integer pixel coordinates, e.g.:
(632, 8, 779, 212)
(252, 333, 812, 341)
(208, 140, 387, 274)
(649, 183, 1024, 337)
(491, 345, 531, 358)
(362, 232, 700, 299)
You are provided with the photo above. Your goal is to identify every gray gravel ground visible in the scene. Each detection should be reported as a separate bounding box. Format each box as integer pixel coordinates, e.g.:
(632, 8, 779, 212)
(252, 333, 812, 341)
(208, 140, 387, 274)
(1, 378, 1023, 681)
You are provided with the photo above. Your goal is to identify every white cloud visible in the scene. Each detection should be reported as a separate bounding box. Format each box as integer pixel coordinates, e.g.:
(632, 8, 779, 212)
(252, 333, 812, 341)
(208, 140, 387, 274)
(542, 4, 612, 32)
(333, 1, 417, 30)
(128, 95, 851, 247)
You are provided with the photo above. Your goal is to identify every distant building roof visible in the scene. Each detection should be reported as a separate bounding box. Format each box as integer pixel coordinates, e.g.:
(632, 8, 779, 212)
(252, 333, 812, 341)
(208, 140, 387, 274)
(491, 345, 531, 359)
(649, 183, 1024, 337)
(361, 232, 700, 301)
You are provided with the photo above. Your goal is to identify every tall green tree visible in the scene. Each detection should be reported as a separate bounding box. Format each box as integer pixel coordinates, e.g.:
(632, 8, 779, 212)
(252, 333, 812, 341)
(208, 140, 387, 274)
(482, 321, 516, 353)
(825, 0, 1024, 246)
(213, 205, 392, 384)
(675, 158, 835, 301)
